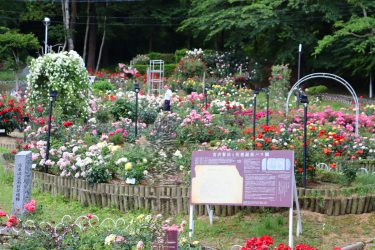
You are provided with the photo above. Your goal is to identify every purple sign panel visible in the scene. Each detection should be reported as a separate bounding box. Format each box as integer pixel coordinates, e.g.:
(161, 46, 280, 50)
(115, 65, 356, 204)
(190, 150, 294, 208)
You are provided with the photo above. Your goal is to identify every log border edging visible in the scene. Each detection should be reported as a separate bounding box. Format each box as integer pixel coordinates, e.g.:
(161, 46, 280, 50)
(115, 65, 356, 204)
(32, 171, 375, 216)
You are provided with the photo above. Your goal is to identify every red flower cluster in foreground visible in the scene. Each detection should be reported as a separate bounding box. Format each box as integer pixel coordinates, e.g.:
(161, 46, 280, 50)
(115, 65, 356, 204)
(240, 236, 323, 250)
(24, 199, 36, 212)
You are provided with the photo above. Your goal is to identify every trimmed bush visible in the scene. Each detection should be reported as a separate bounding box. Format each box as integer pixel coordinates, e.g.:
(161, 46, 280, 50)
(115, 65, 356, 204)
(92, 80, 114, 92)
(306, 85, 328, 95)
(132, 64, 177, 77)
(147, 52, 175, 64)
(174, 48, 188, 63)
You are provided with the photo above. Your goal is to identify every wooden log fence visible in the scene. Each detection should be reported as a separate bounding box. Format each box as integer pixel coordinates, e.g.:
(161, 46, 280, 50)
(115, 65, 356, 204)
(32, 171, 375, 216)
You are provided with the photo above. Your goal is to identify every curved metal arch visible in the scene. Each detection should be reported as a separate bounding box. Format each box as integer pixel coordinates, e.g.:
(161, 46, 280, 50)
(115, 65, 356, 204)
(285, 73, 359, 136)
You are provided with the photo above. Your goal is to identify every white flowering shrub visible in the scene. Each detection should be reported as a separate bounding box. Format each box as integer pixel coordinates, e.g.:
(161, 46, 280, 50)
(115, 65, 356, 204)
(26, 51, 89, 118)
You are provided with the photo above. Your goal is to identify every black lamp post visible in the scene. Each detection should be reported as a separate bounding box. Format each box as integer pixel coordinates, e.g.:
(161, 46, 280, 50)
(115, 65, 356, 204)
(45, 90, 57, 173)
(300, 92, 308, 188)
(252, 88, 260, 149)
(204, 84, 209, 109)
(262, 88, 270, 126)
(22, 116, 30, 143)
(296, 44, 302, 108)
(133, 82, 140, 138)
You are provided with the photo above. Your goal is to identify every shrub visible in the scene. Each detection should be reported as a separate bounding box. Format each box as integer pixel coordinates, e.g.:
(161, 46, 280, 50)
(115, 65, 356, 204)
(92, 80, 114, 92)
(26, 50, 89, 119)
(140, 109, 158, 125)
(147, 52, 175, 64)
(174, 48, 188, 63)
(0, 96, 23, 134)
(268, 64, 291, 110)
(130, 54, 150, 65)
(109, 133, 125, 145)
(176, 58, 206, 80)
(110, 98, 134, 121)
(342, 165, 357, 185)
(306, 85, 328, 95)
(85, 163, 112, 183)
(96, 108, 113, 123)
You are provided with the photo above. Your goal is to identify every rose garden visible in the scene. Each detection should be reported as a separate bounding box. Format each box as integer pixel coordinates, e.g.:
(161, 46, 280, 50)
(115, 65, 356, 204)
(0, 48, 374, 249)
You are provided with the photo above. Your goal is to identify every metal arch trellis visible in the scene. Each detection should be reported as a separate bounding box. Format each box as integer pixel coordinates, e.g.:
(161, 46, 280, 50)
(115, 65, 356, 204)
(285, 73, 360, 136)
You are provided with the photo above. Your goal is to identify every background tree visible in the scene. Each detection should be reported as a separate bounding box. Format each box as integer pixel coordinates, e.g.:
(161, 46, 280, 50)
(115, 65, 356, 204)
(0, 27, 39, 91)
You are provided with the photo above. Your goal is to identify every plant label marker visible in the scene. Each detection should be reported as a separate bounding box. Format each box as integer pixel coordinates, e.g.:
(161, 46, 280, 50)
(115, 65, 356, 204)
(188, 150, 302, 248)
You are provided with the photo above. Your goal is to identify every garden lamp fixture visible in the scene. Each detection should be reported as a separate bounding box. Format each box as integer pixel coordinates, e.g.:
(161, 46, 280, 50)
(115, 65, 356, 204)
(252, 88, 260, 149)
(262, 88, 270, 125)
(45, 90, 57, 173)
(43, 17, 51, 54)
(133, 83, 140, 138)
(299, 91, 308, 188)
(296, 44, 302, 108)
(204, 84, 210, 109)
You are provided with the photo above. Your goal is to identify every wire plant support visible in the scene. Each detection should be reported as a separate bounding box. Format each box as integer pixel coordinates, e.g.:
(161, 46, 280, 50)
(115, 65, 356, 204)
(147, 60, 164, 96)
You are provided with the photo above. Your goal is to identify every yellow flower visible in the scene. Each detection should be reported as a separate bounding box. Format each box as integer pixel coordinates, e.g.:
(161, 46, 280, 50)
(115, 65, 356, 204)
(108, 145, 121, 152)
(137, 214, 145, 221)
(125, 162, 133, 171)
(104, 234, 116, 245)
(180, 237, 187, 244)
(192, 241, 200, 245)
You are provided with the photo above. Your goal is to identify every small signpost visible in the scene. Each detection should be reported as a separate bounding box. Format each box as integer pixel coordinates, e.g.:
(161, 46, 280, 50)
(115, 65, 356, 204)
(12, 151, 33, 215)
(189, 150, 302, 247)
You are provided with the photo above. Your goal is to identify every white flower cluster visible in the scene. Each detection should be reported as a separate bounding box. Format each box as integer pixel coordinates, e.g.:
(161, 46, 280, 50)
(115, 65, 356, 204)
(26, 50, 89, 118)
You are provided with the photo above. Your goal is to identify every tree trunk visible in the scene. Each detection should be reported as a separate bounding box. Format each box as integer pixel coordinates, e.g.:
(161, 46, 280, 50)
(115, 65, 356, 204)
(61, 0, 67, 51)
(87, 4, 97, 70)
(70, 0, 77, 50)
(82, 0, 90, 64)
(96, 16, 107, 72)
(64, 0, 74, 50)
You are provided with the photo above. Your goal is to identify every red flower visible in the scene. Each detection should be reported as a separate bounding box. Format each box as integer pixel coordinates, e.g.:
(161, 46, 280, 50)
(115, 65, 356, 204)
(37, 106, 43, 113)
(244, 128, 251, 135)
(0, 210, 6, 217)
(355, 150, 363, 155)
(63, 121, 73, 127)
(308, 165, 313, 171)
(298, 167, 303, 173)
(7, 215, 18, 227)
(11, 149, 17, 154)
(24, 199, 36, 213)
(87, 213, 93, 219)
(329, 163, 336, 169)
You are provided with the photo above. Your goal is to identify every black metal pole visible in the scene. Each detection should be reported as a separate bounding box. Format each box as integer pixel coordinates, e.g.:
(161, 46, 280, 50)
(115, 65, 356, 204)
(252, 93, 257, 149)
(266, 90, 269, 126)
(135, 91, 138, 138)
(303, 102, 308, 188)
(205, 89, 208, 109)
(297, 44, 302, 108)
(45, 97, 53, 173)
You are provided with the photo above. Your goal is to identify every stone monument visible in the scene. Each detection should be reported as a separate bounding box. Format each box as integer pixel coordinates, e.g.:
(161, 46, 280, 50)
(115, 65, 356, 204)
(11, 151, 32, 215)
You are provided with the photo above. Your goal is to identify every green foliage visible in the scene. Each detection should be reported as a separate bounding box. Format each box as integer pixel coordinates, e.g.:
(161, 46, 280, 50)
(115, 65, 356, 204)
(147, 52, 175, 64)
(109, 133, 125, 145)
(92, 80, 115, 92)
(96, 108, 113, 123)
(176, 58, 206, 80)
(306, 85, 328, 95)
(175, 48, 188, 63)
(110, 98, 134, 121)
(0, 27, 39, 71)
(132, 64, 177, 77)
(268, 65, 291, 110)
(85, 164, 112, 184)
(342, 165, 357, 185)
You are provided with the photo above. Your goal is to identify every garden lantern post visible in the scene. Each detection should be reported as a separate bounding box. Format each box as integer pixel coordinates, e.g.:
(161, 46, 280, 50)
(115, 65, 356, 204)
(43, 17, 50, 54)
(263, 88, 270, 126)
(252, 88, 260, 149)
(296, 44, 302, 108)
(300, 92, 308, 188)
(134, 83, 140, 138)
(204, 84, 209, 109)
(45, 90, 57, 173)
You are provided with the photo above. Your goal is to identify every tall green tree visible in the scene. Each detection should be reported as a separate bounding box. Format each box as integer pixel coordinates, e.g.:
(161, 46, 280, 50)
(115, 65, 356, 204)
(0, 27, 39, 91)
(314, 1, 375, 76)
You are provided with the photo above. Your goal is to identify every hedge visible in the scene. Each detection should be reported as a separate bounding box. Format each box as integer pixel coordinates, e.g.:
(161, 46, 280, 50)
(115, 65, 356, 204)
(133, 64, 177, 77)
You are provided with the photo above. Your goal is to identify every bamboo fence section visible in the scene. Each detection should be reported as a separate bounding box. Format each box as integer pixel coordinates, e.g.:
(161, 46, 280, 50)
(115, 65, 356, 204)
(32, 171, 375, 216)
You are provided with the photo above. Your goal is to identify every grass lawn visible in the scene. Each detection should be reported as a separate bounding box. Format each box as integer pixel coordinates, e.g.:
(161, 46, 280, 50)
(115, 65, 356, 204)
(1, 164, 374, 249)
